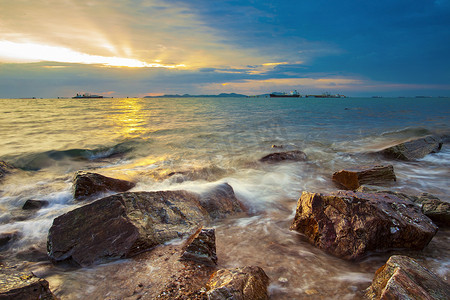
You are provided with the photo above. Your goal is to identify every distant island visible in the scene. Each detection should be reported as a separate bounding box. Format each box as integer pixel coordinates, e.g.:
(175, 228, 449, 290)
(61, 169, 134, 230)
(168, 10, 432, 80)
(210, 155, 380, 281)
(144, 93, 247, 98)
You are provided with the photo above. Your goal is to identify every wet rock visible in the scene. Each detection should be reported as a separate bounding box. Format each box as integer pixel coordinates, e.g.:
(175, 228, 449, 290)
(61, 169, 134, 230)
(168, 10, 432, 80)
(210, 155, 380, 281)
(180, 227, 217, 266)
(0, 265, 57, 299)
(198, 183, 246, 219)
(22, 199, 49, 210)
(206, 266, 270, 300)
(0, 230, 21, 249)
(73, 171, 136, 200)
(332, 165, 396, 190)
(356, 186, 450, 227)
(47, 190, 209, 266)
(379, 135, 442, 160)
(366, 255, 450, 299)
(290, 191, 438, 260)
(0, 160, 15, 181)
(259, 150, 307, 163)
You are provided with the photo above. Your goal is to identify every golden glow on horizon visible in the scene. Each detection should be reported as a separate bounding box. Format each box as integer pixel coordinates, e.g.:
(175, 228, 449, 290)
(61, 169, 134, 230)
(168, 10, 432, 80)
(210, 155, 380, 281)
(0, 41, 186, 68)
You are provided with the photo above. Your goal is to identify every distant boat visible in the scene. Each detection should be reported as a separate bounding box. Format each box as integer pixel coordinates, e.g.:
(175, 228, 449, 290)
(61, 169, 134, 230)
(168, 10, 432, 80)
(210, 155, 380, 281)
(73, 93, 104, 99)
(269, 90, 301, 98)
(305, 92, 346, 98)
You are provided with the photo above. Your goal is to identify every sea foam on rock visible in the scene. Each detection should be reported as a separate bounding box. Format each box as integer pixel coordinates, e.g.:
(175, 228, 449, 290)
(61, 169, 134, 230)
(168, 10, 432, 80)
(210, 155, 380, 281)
(366, 255, 450, 299)
(379, 135, 442, 160)
(332, 165, 396, 190)
(290, 191, 438, 260)
(72, 171, 136, 201)
(48, 184, 245, 266)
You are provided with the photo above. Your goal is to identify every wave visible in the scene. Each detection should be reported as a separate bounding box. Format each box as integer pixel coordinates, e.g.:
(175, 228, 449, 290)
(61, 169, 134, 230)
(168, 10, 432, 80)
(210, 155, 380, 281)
(10, 139, 146, 171)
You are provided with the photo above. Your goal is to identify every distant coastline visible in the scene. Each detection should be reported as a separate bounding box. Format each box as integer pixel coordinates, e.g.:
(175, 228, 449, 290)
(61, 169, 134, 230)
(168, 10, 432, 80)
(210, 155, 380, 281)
(144, 93, 247, 98)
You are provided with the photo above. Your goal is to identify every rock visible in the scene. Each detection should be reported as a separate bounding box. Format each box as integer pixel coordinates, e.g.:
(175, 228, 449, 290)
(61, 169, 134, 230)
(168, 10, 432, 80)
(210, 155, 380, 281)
(0, 230, 21, 249)
(259, 150, 307, 163)
(73, 171, 136, 200)
(0, 160, 15, 181)
(379, 135, 442, 161)
(0, 265, 57, 299)
(206, 266, 270, 300)
(22, 199, 49, 210)
(198, 183, 246, 219)
(47, 190, 209, 266)
(366, 255, 450, 299)
(180, 227, 217, 266)
(290, 191, 438, 260)
(356, 186, 450, 227)
(332, 165, 396, 190)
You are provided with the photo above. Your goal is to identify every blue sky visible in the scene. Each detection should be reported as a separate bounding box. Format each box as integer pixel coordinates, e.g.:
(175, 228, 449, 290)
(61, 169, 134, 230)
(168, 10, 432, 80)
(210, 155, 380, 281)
(0, 0, 449, 97)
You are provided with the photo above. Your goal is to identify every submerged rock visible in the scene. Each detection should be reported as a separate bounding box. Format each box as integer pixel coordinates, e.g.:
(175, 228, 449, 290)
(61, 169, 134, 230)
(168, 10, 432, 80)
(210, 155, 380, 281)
(206, 266, 270, 300)
(22, 199, 49, 210)
(0, 230, 21, 249)
(180, 227, 217, 266)
(259, 150, 307, 163)
(366, 255, 450, 299)
(379, 135, 442, 160)
(290, 191, 438, 260)
(198, 183, 246, 219)
(48, 190, 209, 266)
(73, 171, 136, 200)
(332, 165, 396, 190)
(0, 265, 56, 299)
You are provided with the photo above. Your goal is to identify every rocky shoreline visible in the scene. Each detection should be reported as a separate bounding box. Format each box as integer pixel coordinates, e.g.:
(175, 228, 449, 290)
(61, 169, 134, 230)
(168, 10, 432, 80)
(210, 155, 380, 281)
(1, 135, 449, 299)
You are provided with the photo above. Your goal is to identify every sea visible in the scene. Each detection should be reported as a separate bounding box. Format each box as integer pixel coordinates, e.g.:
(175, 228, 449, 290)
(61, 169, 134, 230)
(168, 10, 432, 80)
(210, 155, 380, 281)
(0, 96, 449, 299)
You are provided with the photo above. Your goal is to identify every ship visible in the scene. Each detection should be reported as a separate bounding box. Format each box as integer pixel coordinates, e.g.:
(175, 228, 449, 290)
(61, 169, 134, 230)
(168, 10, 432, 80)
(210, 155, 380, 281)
(72, 93, 104, 99)
(305, 92, 346, 98)
(269, 90, 301, 98)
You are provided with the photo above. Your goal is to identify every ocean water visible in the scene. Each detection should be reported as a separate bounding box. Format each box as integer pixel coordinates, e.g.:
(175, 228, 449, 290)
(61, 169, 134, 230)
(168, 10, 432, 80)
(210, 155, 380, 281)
(0, 97, 449, 298)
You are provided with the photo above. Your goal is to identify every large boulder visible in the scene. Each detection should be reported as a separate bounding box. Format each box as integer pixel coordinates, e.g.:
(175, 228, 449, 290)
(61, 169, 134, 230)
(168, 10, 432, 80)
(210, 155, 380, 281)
(379, 135, 442, 160)
(0, 265, 56, 299)
(290, 191, 438, 260)
(332, 165, 396, 190)
(48, 190, 209, 266)
(206, 266, 270, 300)
(259, 150, 307, 163)
(366, 255, 450, 299)
(73, 171, 136, 201)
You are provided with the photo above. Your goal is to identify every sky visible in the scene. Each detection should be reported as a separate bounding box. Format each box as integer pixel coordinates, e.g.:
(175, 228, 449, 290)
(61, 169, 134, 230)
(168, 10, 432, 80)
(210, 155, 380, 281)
(1, 0, 450, 98)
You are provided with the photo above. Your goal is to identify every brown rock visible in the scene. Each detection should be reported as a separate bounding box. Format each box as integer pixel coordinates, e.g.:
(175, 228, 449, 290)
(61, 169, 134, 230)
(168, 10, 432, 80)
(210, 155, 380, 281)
(366, 255, 450, 299)
(290, 191, 438, 260)
(380, 135, 442, 160)
(180, 227, 217, 266)
(206, 266, 270, 300)
(198, 183, 246, 219)
(47, 190, 209, 266)
(356, 186, 450, 227)
(0, 265, 57, 299)
(0, 231, 21, 249)
(73, 171, 136, 200)
(259, 150, 307, 163)
(22, 199, 49, 210)
(332, 165, 396, 190)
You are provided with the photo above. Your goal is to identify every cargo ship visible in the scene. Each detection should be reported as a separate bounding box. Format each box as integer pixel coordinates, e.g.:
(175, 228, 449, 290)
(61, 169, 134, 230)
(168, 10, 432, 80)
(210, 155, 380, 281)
(73, 93, 104, 99)
(269, 90, 301, 98)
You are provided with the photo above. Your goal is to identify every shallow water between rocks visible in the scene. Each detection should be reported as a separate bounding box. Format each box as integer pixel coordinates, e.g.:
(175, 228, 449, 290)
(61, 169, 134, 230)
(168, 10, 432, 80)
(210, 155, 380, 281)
(0, 97, 449, 299)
